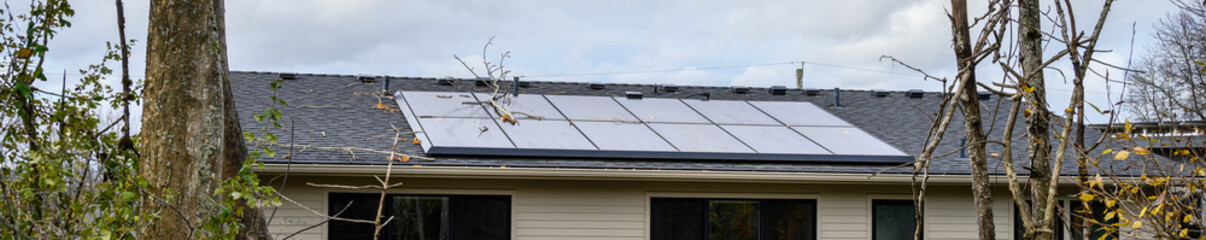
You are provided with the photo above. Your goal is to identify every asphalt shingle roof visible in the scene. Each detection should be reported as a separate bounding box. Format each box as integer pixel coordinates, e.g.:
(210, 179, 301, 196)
(232, 71, 1153, 176)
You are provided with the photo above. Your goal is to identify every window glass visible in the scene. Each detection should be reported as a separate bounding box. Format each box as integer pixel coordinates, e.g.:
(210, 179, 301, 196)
(651, 198, 705, 240)
(330, 193, 383, 240)
(708, 200, 759, 240)
(449, 196, 510, 240)
(392, 196, 448, 240)
(328, 193, 510, 240)
(1013, 201, 1065, 240)
(763, 199, 817, 240)
(651, 198, 815, 240)
(1068, 201, 1118, 240)
(872, 200, 916, 240)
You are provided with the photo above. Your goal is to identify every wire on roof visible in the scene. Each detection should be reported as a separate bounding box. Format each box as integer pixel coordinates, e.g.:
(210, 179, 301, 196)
(523, 60, 927, 78)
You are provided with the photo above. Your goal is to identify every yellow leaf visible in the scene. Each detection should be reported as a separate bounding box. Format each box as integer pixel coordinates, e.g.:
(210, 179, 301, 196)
(376, 102, 386, 109)
(1132, 220, 1143, 229)
(1133, 146, 1151, 155)
(1102, 148, 1113, 154)
(1105, 211, 1116, 221)
(1080, 193, 1096, 202)
(16, 48, 32, 59)
(1106, 199, 1117, 208)
(413, 138, 422, 145)
(1114, 150, 1131, 160)
(1185, 214, 1193, 223)
(1094, 174, 1103, 189)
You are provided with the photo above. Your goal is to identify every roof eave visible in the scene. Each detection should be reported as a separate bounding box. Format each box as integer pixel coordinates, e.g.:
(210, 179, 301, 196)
(258, 163, 1108, 185)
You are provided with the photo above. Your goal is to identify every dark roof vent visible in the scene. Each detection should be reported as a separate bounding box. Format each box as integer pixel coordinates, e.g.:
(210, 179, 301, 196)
(907, 89, 924, 98)
(475, 77, 491, 87)
(873, 90, 890, 98)
(977, 91, 991, 100)
(660, 84, 679, 93)
(732, 86, 751, 94)
(769, 85, 788, 95)
(437, 78, 455, 85)
(357, 75, 376, 83)
(278, 72, 297, 80)
(625, 91, 643, 100)
(588, 82, 606, 90)
(803, 88, 821, 96)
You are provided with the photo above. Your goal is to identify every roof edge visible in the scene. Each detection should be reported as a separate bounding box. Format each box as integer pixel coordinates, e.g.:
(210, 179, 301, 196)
(257, 163, 1111, 185)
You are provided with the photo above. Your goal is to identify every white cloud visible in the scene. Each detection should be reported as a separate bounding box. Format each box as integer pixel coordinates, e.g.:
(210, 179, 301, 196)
(28, 0, 1184, 124)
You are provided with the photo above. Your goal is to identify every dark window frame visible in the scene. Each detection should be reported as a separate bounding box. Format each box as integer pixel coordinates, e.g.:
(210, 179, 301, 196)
(327, 192, 512, 240)
(650, 197, 817, 240)
(872, 199, 920, 240)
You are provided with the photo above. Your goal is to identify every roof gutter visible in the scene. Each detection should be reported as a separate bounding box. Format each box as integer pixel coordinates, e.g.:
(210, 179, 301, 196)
(259, 163, 1120, 185)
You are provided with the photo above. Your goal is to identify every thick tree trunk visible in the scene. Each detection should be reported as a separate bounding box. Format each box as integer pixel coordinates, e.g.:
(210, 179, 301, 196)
(1018, 0, 1054, 239)
(950, 0, 995, 239)
(141, 0, 271, 239)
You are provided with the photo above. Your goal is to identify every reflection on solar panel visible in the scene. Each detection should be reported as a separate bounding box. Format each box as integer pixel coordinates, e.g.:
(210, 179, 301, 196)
(396, 91, 911, 163)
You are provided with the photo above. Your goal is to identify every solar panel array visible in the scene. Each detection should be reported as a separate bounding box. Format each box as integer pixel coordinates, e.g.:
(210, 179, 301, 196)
(395, 91, 912, 163)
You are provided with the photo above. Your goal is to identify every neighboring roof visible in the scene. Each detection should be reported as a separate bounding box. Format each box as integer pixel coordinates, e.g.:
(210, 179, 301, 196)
(232, 71, 1157, 176)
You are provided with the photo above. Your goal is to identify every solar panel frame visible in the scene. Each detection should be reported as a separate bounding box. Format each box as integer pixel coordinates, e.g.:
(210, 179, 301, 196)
(544, 95, 639, 122)
(398, 91, 493, 118)
(472, 93, 567, 120)
(572, 121, 677, 151)
(646, 123, 755, 153)
(496, 120, 597, 150)
(748, 101, 852, 127)
(791, 126, 908, 156)
(395, 91, 914, 164)
(416, 117, 515, 151)
(683, 99, 781, 125)
(721, 125, 832, 154)
(614, 98, 710, 123)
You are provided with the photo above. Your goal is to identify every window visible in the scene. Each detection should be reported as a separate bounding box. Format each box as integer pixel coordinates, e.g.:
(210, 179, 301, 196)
(328, 193, 510, 240)
(1012, 200, 1117, 240)
(650, 198, 816, 240)
(873, 200, 918, 240)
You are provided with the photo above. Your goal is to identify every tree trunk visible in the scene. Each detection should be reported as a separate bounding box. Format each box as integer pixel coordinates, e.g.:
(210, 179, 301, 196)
(950, 0, 996, 239)
(1018, 0, 1054, 239)
(141, 0, 271, 238)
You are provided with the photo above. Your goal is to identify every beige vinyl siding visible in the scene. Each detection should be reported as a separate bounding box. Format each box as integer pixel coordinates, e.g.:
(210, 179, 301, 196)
(262, 175, 1033, 240)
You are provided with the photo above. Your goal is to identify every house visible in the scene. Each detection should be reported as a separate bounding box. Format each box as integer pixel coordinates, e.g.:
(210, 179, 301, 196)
(233, 71, 1154, 240)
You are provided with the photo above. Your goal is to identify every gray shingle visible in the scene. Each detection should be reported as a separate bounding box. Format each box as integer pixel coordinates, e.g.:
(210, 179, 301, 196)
(233, 71, 1156, 176)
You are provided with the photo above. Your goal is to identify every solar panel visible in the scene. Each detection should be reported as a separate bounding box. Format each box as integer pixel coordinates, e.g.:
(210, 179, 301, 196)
(683, 99, 780, 125)
(792, 126, 906, 156)
(748, 101, 851, 127)
(497, 120, 596, 150)
(545, 95, 638, 122)
(573, 121, 676, 151)
(646, 123, 754, 153)
(614, 98, 710, 123)
(395, 91, 912, 163)
(399, 91, 491, 118)
(416, 118, 514, 150)
(472, 93, 566, 120)
(721, 125, 830, 154)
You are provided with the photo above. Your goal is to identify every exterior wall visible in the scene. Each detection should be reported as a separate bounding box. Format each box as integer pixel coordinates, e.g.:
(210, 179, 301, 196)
(261, 175, 1047, 240)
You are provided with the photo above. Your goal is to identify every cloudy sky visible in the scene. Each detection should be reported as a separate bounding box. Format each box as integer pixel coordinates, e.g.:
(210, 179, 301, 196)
(40, 0, 1182, 124)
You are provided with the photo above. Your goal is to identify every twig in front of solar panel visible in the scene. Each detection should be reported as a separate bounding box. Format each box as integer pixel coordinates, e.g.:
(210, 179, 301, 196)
(455, 36, 523, 125)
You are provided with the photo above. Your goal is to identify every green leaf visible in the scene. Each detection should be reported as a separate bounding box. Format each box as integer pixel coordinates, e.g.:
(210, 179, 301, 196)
(243, 131, 254, 142)
(231, 192, 242, 200)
